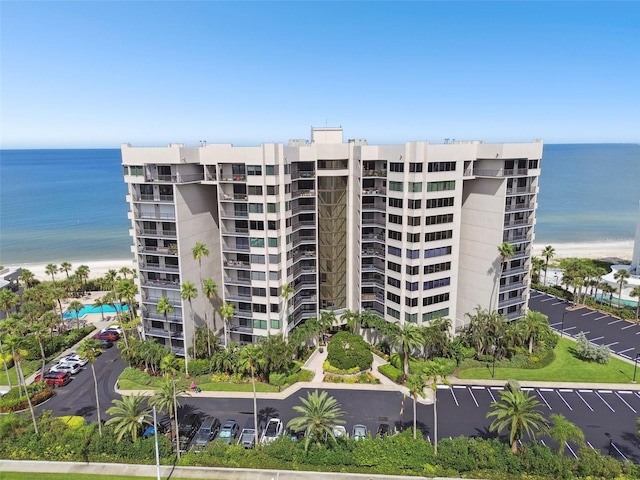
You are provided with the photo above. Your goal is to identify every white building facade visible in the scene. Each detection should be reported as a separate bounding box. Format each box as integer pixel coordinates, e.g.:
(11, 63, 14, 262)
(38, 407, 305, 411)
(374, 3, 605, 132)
(122, 128, 543, 356)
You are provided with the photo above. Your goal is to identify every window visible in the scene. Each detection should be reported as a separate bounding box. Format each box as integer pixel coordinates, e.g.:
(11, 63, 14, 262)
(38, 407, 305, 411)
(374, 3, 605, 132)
(232, 164, 246, 175)
(266, 165, 276, 175)
(254, 319, 267, 329)
(249, 203, 264, 213)
(406, 249, 420, 259)
(426, 197, 454, 208)
(387, 277, 401, 288)
(425, 214, 454, 225)
(270, 319, 281, 329)
(389, 162, 404, 172)
(269, 254, 280, 264)
(269, 270, 280, 281)
(252, 287, 266, 297)
(389, 181, 403, 192)
(389, 214, 402, 225)
(427, 180, 455, 192)
(251, 271, 266, 281)
(249, 220, 264, 230)
(268, 237, 279, 247)
(129, 166, 143, 176)
(248, 186, 263, 195)
(407, 233, 420, 243)
(408, 199, 421, 209)
(424, 261, 451, 274)
(267, 185, 279, 195)
(408, 216, 421, 226)
(424, 246, 452, 258)
(423, 292, 450, 306)
(387, 261, 401, 273)
(406, 265, 419, 275)
(270, 287, 279, 296)
(251, 254, 265, 264)
(405, 312, 418, 323)
(268, 220, 278, 230)
(270, 304, 279, 313)
(250, 237, 265, 248)
(285, 185, 291, 195)
(267, 203, 279, 213)
(423, 277, 451, 290)
(388, 230, 402, 241)
(428, 162, 456, 172)
(424, 230, 453, 242)
(388, 246, 401, 257)
(388, 198, 403, 208)
(405, 297, 418, 307)
(247, 165, 262, 176)
(528, 159, 539, 169)
(253, 303, 267, 313)
(408, 182, 422, 193)
(406, 281, 419, 291)
(386, 307, 400, 319)
(423, 308, 449, 322)
(386, 292, 400, 304)
(409, 163, 423, 173)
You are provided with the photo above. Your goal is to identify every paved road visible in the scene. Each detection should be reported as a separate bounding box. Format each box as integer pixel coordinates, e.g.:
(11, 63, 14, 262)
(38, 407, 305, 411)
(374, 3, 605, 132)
(529, 289, 640, 362)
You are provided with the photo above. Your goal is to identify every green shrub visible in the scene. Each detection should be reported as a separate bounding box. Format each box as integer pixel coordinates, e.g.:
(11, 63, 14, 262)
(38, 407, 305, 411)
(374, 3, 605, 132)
(0, 384, 54, 412)
(378, 363, 402, 383)
(523, 349, 555, 369)
(187, 359, 211, 376)
(326, 331, 373, 371)
(323, 360, 361, 375)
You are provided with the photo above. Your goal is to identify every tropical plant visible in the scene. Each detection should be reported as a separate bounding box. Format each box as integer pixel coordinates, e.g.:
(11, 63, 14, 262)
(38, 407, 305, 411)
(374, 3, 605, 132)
(105, 394, 152, 443)
(219, 302, 235, 348)
(390, 323, 425, 375)
(92, 297, 107, 322)
(45, 264, 58, 283)
(158, 353, 183, 458)
(286, 390, 345, 450)
(423, 361, 451, 455)
(78, 338, 103, 437)
(531, 256, 544, 284)
(60, 261, 72, 280)
(239, 344, 263, 439)
(19, 269, 35, 289)
(119, 266, 133, 279)
(181, 281, 198, 371)
(202, 278, 218, 356)
(613, 268, 630, 308)
(317, 310, 336, 345)
(548, 413, 585, 455)
(116, 279, 138, 320)
(0, 289, 19, 318)
(156, 297, 174, 351)
(3, 328, 38, 434)
(67, 300, 84, 329)
(75, 265, 90, 294)
(486, 381, 548, 453)
(541, 245, 555, 286)
(192, 242, 209, 273)
(405, 374, 426, 440)
(631, 286, 640, 321)
(521, 310, 548, 354)
(281, 283, 293, 332)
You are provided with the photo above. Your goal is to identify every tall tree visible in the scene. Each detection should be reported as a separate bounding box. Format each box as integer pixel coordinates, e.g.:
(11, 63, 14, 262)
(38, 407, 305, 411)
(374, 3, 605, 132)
(522, 310, 548, 354)
(280, 283, 294, 334)
(202, 278, 218, 356)
(45, 264, 58, 284)
(68, 299, 84, 329)
(78, 338, 103, 437)
(541, 245, 555, 286)
(156, 297, 174, 351)
(19, 269, 35, 289)
(318, 310, 336, 345)
(60, 261, 73, 280)
(390, 323, 425, 376)
(181, 281, 198, 372)
(486, 382, 548, 453)
(0, 289, 19, 318)
(158, 353, 183, 458)
(93, 297, 107, 322)
(286, 390, 345, 451)
(192, 242, 209, 286)
(105, 394, 152, 443)
(118, 266, 133, 279)
(531, 257, 544, 284)
(75, 265, 90, 294)
(495, 243, 516, 309)
(220, 302, 235, 349)
(405, 374, 427, 440)
(630, 286, 640, 322)
(423, 362, 451, 455)
(116, 279, 138, 320)
(614, 269, 630, 308)
(239, 344, 263, 442)
(548, 413, 585, 455)
(4, 330, 38, 434)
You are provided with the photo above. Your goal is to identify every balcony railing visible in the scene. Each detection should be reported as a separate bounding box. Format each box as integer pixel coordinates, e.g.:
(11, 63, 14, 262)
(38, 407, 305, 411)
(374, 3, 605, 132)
(293, 189, 315, 198)
(145, 312, 182, 322)
(221, 227, 249, 236)
(148, 173, 205, 183)
(137, 212, 176, 221)
(362, 188, 386, 196)
(473, 168, 529, 177)
(225, 293, 252, 302)
(293, 250, 316, 262)
(362, 262, 385, 274)
(499, 281, 526, 293)
(220, 193, 248, 201)
(224, 276, 251, 285)
(138, 245, 177, 256)
(503, 218, 533, 228)
(498, 296, 526, 308)
(133, 194, 175, 203)
(142, 279, 180, 289)
(220, 175, 247, 182)
(294, 295, 317, 308)
(362, 202, 386, 212)
(501, 265, 529, 277)
(362, 169, 387, 178)
(362, 248, 385, 258)
(139, 263, 179, 272)
(506, 186, 536, 195)
(137, 229, 177, 238)
(224, 259, 250, 268)
(361, 293, 384, 302)
(362, 233, 384, 242)
(505, 202, 535, 212)
(361, 218, 386, 227)
(220, 209, 249, 218)
(503, 310, 525, 321)
(292, 204, 315, 214)
(291, 171, 316, 180)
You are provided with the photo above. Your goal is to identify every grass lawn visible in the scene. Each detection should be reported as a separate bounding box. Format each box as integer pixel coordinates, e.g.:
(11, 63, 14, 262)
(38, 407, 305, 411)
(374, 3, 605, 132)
(457, 337, 637, 383)
(0, 359, 41, 386)
(3, 474, 196, 480)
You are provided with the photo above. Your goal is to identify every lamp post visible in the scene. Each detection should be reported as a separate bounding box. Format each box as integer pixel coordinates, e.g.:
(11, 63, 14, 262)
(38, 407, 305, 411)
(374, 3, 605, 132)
(153, 406, 161, 480)
(633, 353, 640, 383)
(560, 311, 568, 338)
(605, 432, 613, 456)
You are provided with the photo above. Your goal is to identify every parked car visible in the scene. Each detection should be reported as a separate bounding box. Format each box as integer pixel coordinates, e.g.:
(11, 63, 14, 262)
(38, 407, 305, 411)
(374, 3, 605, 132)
(50, 362, 83, 375)
(288, 429, 305, 442)
(93, 331, 119, 341)
(61, 353, 89, 366)
(104, 324, 123, 335)
(260, 418, 284, 444)
(96, 338, 114, 349)
(176, 413, 202, 452)
(239, 428, 257, 448)
(376, 423, 391, 437)
(34, 371, 72, 388)
(352, 424, 367, 441)
(190, 417, 221, 452)
(143, 423, 167, 439)
(217, 419, 240, 444)
(332, 425, 348, 438)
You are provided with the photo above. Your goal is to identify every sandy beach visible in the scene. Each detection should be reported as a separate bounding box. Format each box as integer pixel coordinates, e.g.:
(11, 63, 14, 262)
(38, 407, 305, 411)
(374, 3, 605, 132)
(4, 259, 136, 283)
(532, 240, 634, 263)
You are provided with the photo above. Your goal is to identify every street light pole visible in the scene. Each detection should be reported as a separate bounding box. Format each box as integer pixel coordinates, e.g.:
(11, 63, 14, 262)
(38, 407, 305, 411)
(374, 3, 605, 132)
(605, 432, 613, 456)
(153, 406, 161, 480)
(560, 311, 568, 338)
(633, 353, 640, 383)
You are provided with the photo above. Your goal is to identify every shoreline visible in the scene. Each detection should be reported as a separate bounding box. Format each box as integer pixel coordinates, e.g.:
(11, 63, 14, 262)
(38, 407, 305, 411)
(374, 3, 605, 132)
(3, 239, 635, 282)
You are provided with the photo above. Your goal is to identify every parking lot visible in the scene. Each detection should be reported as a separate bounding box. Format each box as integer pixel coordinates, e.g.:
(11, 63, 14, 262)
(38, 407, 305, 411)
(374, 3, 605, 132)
(529, 290, 639, 361)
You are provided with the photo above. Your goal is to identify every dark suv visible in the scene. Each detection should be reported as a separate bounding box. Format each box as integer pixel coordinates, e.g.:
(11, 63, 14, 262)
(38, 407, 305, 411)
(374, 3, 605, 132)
(176, 413, 202, 452)
(190, 417, 221, 452)
(34, 371, 71, 388)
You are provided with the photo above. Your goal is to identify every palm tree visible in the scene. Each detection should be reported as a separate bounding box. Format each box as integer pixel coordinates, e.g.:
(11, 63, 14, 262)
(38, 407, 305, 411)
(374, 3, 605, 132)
(105, 394, 152, 443)
(317, 310, 336, 345)
(181, 281, 198, 371)
(192, 241, 209, 291)
(156, 297, 174, 351)
(116, 279, 138, 320)
(30, 320, 49, 380)
(119, 266, 134, 279)
(601, 282, 616, 307)
(45, 264, 58, 284)
(286, 389, 346, 451)
(19, 269, 35, 289)
(541, 245, 555, 286)
(281, 283, 293, 333)
(67, 299, 84, 329)
(495, 243, 516, 309)
(486, 382, 548, 454)
(78, 338, 104, 437)
(548, 413, 585, 455)
(614, 268, 630, 308)
(423, 362, 450, 455)
(4, 332, 38, 434)
(202, 278, 218, 356)
(239, 344, 263, 441)
(0, 289, 19, 318)
(220, 302, 235, 349)
(522, 310, 548, 354)
(75, 265, 90, 294)
(158, 353, 183, 458)
(531, 257, 544, 285)
(93, 297, 107, 322)
(405, 374, 426, 440)
(630, 286, 640, 322)
(60, 261, 73, 280)
(390, 323, 425, 376)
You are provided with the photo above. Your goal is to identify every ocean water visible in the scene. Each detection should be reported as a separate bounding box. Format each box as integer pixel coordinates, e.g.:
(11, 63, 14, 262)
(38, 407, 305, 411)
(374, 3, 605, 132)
(0, 144, 638, 265)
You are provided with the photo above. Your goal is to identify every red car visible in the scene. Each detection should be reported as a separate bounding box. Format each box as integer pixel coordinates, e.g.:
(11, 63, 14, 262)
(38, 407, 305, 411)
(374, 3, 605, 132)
(93, 331, 119, 341)
(34, 371, 72, 388)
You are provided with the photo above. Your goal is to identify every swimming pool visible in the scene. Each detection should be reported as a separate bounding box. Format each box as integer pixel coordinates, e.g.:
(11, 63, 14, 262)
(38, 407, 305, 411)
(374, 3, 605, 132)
(63, 303, 129, 319)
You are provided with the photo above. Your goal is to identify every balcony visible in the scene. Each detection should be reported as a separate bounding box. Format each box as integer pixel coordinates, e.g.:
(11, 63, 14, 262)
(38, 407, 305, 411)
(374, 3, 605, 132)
(503, 233, 533, 244)
(220, 193, 248, 201)
(223, 259, 250, 268)
(505, 202, 535, 212)
(506, 185, 536, 195)
(145, 312, 182, 322)
(220, 174, 247, 182)
(219, 209, 249, 219)
(225, 293, 252, 302)
(144, 327, 184, 340)
(139, 262, 179, 273)
(235, 309, 253, 319)
(362, 169, 387, 178)
(362, 201, 386, 212)
(503, 218, 533, 229)
(498, 296, 526, 309)
(142, 296, 182, 307)
(293, 250, 316, 262)
(221, 243, 250, 253)
(499, 281, 526, 293)
(501, 265, 529, 277)
(362, 262, 385, 275)
(293, 189, 315, 198)
(361, 293, 385, 302)
(291, 171, 316, 180)
(361, 276, 384, 288)
(221, 227, 249, 236)
(133, 194, 175, 203)
(503, 310, 525, 321)
(148, 173, 205, 183)
(142, 279, 180, 290)
(230, 324, 254, 335)
(224, 276, 251, 286)
(294, 294, 317, 308)
(362, 233, 385, 243)
(361, 217, 386, 228)
(362, 248, 385, 258)
(291, 219, 316, 230)
(473, 168, 529, 177)
(292, 204, 316, 214)
(362, 187, 386, 196)
(136, 211, 176, 221)
(138, 245, 178, 256)
(136, 229, 177, 239)
(361, 303, 384, 316)
(509, 249, 531, 261)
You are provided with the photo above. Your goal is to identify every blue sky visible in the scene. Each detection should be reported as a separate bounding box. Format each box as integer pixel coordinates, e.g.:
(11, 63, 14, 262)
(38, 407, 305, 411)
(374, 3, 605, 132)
(1, 1, 638, 148)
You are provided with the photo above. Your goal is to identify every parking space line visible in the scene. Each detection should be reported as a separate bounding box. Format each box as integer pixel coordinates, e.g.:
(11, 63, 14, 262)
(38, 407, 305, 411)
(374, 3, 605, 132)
(595, 391, 615, 412)
(576, 391, 594, 411)
(586, 441, 595, 450)
(471, 386, 485, 389)
(581, 311, 598, 316)
(551, 301, 565, 305)
(621, 324, 637, 330)
(594, 315, 609, 320)
(559, 389, 572, 392)
(467, 387, 479, 407)
(488, 389, 497, 402)
(616, 392, 637, 413)
(566, 442, 578, 459)
(588, 335, 604, 342)
(549, 322, 561, 327)
(556, 390, 572, 411)
(636, 331, 640, 335)
(635, 392, 640, 401)
(449, 387, 459, 406)
(608, 319, 623, 325)
(563, 326, 577, 332)
(618, 347, 635, 354)
(611, 442, 628, 462)
(540, 388, 553, 392)
(540, 298, 555, 302)
(536, 390, 552, 410)
(605, 341, 619, 347)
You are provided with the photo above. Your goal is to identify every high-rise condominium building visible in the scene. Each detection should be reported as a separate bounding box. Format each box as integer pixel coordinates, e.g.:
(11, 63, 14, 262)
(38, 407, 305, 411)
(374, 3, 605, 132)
(122, 127, 542, 357)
